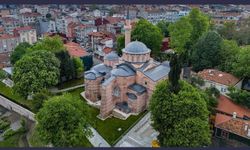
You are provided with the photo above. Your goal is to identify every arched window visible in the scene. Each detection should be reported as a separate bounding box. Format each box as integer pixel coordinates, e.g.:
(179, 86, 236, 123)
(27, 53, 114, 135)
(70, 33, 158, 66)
(113, 86, 120, 97)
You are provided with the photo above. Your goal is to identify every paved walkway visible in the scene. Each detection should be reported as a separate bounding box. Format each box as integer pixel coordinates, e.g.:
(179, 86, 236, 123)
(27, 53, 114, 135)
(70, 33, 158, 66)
(115, 112, 159, 147)
(87, 127, 110, 147)
(49, 84, 84, 93)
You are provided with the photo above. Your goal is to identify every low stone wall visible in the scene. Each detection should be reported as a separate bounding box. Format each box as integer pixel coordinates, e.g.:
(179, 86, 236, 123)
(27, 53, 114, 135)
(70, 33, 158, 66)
(0, 95, 35, 121)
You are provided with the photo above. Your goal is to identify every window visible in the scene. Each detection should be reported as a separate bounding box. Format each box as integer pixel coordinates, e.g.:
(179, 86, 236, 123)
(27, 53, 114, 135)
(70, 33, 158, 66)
(221, 130, 229, 139)
(145, 81, 147, 85)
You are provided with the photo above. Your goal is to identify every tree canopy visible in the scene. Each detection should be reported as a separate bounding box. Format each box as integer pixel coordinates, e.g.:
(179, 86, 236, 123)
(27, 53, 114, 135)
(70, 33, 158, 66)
(73, 57, 84, 78)
(132, 19, 163, 56)
(10, 42, 31, 65)
(168, 17, 192, 54)
(150, 80, 211, 147)
(116, 35, 125, 56)
(218, 40, 239, 73)
(191, 31, 223, 72)
(36, 93, 92, 147)
(232, 46, 250, 78)
(188, 8, 210, 45)
(227, 87, 250, 109)
(156, 20, 170, 37)
(13, 50, 60, 97)
(31, 35, 65, 52)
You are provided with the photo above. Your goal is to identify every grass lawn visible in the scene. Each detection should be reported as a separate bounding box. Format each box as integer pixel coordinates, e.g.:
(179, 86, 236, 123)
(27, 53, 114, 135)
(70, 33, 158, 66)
(67, 88, 147, 145)
(0, 82, 35, 112)
(0, 132, 23, 147)
(57, 78, 84, 90)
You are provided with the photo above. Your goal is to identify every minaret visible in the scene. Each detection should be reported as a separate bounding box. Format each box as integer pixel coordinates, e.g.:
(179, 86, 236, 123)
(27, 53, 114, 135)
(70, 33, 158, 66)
(124, 7, 132, 46)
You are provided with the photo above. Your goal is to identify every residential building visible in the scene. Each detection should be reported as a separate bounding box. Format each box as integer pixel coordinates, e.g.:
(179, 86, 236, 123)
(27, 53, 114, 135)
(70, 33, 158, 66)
(56, 16, 78, 35)
(0, 34, 19, 53)
(214, 95, 250, 146)
(0, 52, 11, 69)
(0, 9, 10, 17)
(197, 69, 242, 95)
(19, 12, 42, 25)
(74, 24, 97, 45)
(14, 26, 37, 44)
(1, 17, 20, 34)
(35, 5, 49, 19)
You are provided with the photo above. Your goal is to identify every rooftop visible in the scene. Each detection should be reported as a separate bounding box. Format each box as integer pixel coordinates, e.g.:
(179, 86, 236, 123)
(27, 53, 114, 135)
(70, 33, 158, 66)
(198, 69, 241, 86)
(128, 83, 147, 95)
(122, 41, 151, 55)
(64, 42, 89, 58)
(216, 95, 250, 119)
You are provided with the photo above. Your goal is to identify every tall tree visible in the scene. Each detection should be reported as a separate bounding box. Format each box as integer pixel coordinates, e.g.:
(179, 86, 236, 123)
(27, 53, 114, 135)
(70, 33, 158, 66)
(132, 19, 163, 56)
(168, 17, 192, 93)
(168, 17, 192, 53)
(31, 35, 65, 53)
(232, 46, 250, 78)
(150, 80, 211, 147)
(116, 35, 125, 56)
(227, 87, 250, 109)
(10, 42, 31, 65)
(219, 40, 239, 73)
(13, 51, 60, 97)
(191, 31, 223, 72)
(156, 20, 170, 37)
(188, 8, 210, 45)
(36, 93, 92, 147)
(73, 57, 84, 78)
(217, 22, 237, 40)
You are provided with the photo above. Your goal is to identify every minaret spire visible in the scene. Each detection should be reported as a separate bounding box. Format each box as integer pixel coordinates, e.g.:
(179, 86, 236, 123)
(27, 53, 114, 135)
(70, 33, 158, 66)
(125, 6, 132, 46)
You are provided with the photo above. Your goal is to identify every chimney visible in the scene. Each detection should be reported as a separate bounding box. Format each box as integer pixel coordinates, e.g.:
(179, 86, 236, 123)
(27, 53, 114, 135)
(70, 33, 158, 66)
(233, 112, 237, 119)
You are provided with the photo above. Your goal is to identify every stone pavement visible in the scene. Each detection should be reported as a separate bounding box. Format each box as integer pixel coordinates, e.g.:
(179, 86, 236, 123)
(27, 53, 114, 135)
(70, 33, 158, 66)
(87, 127, 110, 147)
(115, 112, 159, 147)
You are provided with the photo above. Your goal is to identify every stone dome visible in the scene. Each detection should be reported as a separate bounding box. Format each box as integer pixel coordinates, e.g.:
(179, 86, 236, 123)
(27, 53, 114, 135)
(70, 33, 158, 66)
(104, 52, 119, 61)
(122, 41, 151, 54)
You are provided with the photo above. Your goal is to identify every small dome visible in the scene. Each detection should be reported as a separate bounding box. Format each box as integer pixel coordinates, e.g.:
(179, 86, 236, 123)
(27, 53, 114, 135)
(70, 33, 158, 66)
(122, 41, 151, 54)
(104, 52, 119, 61)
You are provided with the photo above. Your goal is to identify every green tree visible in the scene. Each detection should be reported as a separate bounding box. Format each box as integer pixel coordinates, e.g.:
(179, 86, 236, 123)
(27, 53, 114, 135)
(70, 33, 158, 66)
(46, 13, 52, 19)
(219, 40, 239, 73)
(227, 87, 250, 109)
(156, 20, 170, 37)
(191, 31, 223, 72)
(116, 35, 125, 56)
(13, 51, 60, 97)
(73, 57, 84, 78)
(31, 35, 65, 53)
(232, 46, 250, 78)
(217, 22, 237, 40)
(10, 42, 31, 65)
(32, 89, 52, 112)
(188, 8, 210, 46)
(55, 51, 76, 82)
(168, 17, 192, 53)
(132, 19, 163, 56)
(0, 69, 7, 79)
(150, 80, 211, 147)
(36, 93, 92, 147)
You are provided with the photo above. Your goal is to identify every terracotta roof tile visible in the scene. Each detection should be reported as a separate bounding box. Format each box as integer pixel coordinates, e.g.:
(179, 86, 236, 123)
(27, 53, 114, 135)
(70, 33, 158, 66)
(215, 113, 250, 139)
(103, 47, 112, 54)
(14, 26, 33, 31)
(0, 34, 18, 39)
(198, 69, 240, 86)
(64, 42, 89, 57)
(216, 95, 250, 118)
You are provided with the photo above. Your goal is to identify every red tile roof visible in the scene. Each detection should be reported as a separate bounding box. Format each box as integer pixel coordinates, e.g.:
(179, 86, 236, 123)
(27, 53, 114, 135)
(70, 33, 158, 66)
(215, 113, 250, 139)
(0, 34, 18, 39)
(106, 17, 124, 24)
(198, 69, 241, 86)
(216, 95, 250, 118)
(14, 26, 33, 32)
(64, 42, 89, 58)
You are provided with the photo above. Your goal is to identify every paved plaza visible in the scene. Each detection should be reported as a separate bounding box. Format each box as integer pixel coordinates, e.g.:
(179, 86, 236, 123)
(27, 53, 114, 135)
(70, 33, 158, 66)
(115, 112, 159, 147)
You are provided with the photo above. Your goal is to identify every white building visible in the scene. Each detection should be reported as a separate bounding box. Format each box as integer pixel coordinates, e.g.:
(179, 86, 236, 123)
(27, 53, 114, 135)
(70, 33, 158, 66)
(56, 16, 78, 35)
(35, 5, 49, 19)
(93, 9, 101, 17)
(19, 8, 32, 14)
(197, 69, 242, 95)
(19, 12, 42, 25)
(14, 26, 37, 45)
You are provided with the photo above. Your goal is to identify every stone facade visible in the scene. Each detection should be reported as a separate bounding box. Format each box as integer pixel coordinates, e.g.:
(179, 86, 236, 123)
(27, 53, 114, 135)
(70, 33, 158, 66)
(84, 41, 170, 120)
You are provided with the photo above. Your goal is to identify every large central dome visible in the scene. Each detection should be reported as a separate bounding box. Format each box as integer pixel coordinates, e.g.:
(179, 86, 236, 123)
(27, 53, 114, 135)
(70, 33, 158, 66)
(122, 41, 151, 54)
